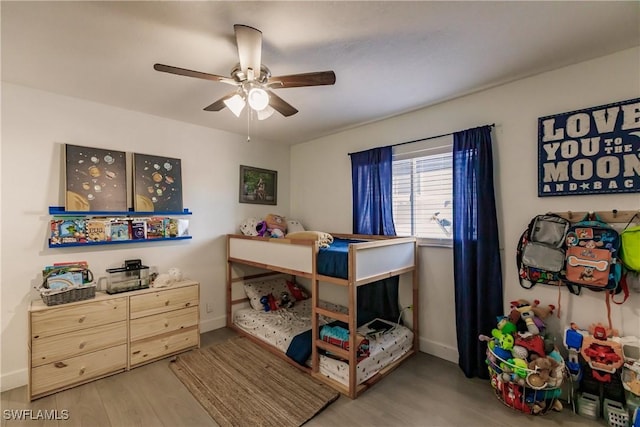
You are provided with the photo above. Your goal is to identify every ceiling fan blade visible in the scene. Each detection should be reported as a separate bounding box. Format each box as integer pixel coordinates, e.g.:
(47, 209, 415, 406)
(269, 71, 336, 88)
(154, 63, 237, 85)
(203, 92, 237, 111)
(267, 90, 298, 117)
(234, 24, 262, 79)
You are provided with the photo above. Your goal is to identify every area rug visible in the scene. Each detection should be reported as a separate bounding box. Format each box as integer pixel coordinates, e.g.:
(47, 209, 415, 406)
(169, 337, 340, 427)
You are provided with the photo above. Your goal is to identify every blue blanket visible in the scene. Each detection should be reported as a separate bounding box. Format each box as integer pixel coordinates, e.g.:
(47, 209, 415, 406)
(286, 329, 313, 365)
(317, 238, 364, 279)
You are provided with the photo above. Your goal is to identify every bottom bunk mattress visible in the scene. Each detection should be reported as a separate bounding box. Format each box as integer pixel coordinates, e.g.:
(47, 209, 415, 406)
(233, 299, 414, 387)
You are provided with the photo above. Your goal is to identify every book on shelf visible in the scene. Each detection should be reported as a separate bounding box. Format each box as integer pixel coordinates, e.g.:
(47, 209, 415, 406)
(109, 220, 130, 241)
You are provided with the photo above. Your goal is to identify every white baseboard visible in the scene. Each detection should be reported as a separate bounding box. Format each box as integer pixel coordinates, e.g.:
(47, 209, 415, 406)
(200, 315, 226, 333)
(419, 336, 458, 364)
(1, 368, 27, 392)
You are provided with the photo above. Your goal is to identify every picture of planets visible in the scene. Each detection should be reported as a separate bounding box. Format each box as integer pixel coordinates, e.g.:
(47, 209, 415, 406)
(65, 144, 127, 211)
(133, 153, 183, 212)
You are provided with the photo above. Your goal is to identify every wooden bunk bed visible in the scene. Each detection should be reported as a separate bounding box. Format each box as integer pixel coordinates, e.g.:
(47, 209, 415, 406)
(226, 233, 418, 399)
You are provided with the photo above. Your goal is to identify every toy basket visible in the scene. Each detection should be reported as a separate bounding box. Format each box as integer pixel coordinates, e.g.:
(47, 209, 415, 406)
(486, 346, 566, 415)
(39, 284, 96, 306)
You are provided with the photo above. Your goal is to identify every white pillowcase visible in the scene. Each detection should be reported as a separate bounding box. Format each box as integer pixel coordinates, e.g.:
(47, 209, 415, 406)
(239, 217, 260, 236)
(243, 278, 291, 311)
(286, 219, 306, 233)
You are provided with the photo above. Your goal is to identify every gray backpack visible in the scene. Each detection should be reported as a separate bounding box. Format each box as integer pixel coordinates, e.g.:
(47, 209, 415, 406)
(517, 214, 570, 289)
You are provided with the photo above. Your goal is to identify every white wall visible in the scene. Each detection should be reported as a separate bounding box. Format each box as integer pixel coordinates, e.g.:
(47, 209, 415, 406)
(0, 83, 290, 390)
(291, 47, 640, 363)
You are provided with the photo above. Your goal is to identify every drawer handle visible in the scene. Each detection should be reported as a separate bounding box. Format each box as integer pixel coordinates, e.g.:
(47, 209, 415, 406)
(79, 342, 86, 350)
(79, 367, 86, 376)
(164, 344, 169, 350)
(54, 362, 68, 369)
(164, 321, 169, 328)
(185, 302, 191, 307)
(78, 315, 86, 323)
(164, 300, 170, 306)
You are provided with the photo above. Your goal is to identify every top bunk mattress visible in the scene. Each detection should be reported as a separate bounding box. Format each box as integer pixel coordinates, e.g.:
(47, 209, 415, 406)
(317, 238, 365, 279)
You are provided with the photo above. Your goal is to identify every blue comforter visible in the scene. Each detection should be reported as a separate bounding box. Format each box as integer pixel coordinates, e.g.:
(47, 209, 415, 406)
(317, 238, 364, 279)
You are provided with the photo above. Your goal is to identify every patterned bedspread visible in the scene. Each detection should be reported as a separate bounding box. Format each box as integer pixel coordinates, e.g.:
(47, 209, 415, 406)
(233, 300, 414, 386)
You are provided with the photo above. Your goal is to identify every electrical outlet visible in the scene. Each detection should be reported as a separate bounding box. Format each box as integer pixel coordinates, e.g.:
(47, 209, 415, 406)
(206, 303, 213, 313)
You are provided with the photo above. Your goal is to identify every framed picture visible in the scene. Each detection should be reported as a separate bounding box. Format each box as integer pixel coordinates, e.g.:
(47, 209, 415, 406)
(133, 153, 183, 212)
(65, 144, 127, 211)
(239, 165, 277, 205)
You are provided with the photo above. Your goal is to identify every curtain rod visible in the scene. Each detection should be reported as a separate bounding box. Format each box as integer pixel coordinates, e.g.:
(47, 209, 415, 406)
(348, 123, 495, 156)
(391, 123, 495, 149)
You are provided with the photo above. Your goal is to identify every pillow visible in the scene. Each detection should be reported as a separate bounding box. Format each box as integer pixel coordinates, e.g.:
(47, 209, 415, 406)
(286, 231, 334, 248)
(239, 217, 260, 236)
(286, 219, 306, 233)
(265, 214, 287, 232)
(243, 277, 307, 311)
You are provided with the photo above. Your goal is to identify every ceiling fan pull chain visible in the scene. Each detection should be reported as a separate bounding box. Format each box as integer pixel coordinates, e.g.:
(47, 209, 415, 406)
(247, 108, 251, 142)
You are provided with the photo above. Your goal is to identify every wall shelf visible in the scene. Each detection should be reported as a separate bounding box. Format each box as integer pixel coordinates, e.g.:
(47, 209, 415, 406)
(49, 206, 192, 216)
(48, 236, 192, 249)
(48, 206, 192, 248)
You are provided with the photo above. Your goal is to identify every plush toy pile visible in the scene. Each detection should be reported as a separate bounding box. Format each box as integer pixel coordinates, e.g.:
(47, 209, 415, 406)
(480, 299, 567, 415)
(239, 214, 305, 238)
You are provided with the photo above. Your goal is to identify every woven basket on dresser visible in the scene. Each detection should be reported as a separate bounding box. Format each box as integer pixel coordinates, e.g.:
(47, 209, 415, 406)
(39, 284, 97, 306)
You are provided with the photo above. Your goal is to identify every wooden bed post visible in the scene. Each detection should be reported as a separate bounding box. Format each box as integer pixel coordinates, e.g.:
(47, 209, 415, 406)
(348, 244, 357, 399)
(311, 241, 320, 375)
(226, 235, 233, 328)
(412, 239, 419, 351)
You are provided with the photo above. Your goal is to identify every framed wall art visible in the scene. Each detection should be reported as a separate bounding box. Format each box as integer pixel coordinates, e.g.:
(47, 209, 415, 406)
(239, 165, 277, 205)
(65, 144, 127, 211)
(538, 97, 640, 197)
(133, 153, 183, 212)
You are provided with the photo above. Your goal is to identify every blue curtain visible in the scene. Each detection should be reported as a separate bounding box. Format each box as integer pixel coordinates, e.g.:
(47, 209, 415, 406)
(452, 125, 503, 379)
(350, 146, 399, 324)
(350, 146, 396, 236)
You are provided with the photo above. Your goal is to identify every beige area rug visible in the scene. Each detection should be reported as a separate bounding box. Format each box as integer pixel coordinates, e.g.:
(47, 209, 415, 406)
(169, 337, 340, 427)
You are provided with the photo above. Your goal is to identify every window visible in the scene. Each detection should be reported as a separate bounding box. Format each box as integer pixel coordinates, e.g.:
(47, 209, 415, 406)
(392, 135, 453, 246)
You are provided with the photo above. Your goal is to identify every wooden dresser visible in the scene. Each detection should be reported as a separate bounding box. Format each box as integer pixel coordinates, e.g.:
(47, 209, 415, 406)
(29, 280, 200, 400)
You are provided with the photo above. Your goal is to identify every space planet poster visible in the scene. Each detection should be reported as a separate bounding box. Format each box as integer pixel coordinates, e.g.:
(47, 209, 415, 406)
(65, 144, 127, 211)
(538, 97, 640, 197)
(133, 153, 183, 212)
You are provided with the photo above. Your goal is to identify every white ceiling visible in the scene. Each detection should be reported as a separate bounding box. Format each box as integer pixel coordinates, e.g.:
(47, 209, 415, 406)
(2, 1, 639, 146)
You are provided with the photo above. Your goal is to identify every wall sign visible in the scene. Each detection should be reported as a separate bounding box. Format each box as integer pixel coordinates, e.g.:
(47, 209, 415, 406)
(538, 98, 640, 197)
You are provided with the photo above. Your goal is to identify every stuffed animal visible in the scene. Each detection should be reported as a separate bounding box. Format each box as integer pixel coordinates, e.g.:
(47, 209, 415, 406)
(260, 295, 271, 312)
(270, 229, 285, 238)
(526, 357, 559, 389)
(255, 221, 269, 237)
(265, 214, 287, 233)
(531, 299, 555, 319)
(279, 292, 294, 309)
(509, 300, 540, 335)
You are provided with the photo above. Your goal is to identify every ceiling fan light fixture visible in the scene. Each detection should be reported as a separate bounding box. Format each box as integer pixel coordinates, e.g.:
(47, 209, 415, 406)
(224, 94, 246, 117)
(247, 87, 269, 111)
(256, 105, 275, 121)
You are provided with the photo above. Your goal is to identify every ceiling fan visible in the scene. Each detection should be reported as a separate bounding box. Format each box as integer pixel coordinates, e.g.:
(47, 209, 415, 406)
(154, 24, 336, 120)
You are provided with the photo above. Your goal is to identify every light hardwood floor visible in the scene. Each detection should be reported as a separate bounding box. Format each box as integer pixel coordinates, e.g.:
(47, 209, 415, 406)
(2, 328, 606, 426)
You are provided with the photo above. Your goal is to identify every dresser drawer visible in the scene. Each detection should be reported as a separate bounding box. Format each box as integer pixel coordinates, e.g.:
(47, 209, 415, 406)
(31, 344, 127, 398)
(31, 298, 127, 339)
(129, 285, 198, 319)
(130, 306, 198, 342)
(32, 321, 126, 368)
(130, 327, 198, 367)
